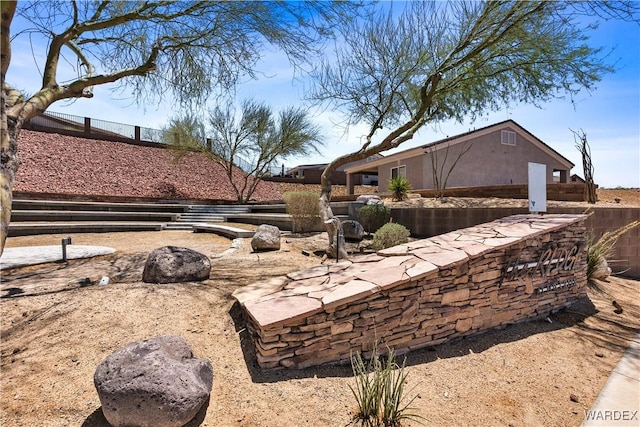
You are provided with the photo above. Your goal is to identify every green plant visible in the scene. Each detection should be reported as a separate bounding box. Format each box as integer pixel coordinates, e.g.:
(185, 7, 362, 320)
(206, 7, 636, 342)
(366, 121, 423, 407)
(282, 191, 323, 233)
(349, 344, 423, 426)
(359, 204, 391, 234)
(388, 177, 411, 201)
(350, 351, 383, 425)
(372, 223, 410, 250)
(586, 220, 639, 284)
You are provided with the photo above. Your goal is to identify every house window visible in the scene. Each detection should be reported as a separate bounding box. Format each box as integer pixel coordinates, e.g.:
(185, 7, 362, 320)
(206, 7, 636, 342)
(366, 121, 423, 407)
(501, 130, 516, 146)
(391, 165, 406, 179)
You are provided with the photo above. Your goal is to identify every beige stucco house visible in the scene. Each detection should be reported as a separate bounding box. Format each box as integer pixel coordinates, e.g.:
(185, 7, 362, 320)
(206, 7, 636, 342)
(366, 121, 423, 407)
(343, 120, 574, 194)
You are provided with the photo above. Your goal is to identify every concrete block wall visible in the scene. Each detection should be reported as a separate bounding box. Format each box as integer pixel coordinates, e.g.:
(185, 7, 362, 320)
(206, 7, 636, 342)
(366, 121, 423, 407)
(392, 207, 639, 278)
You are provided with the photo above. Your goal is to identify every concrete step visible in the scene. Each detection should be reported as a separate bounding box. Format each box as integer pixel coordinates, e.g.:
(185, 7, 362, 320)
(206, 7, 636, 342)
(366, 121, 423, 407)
(11, 210, 178, 223)
(192, 224, 255, 239)
(187, 205, 250, 214)
(12, 199, 186, 213)
(249, 202, 352, 215)
(8, 222, 164, 237)
(176, 214, 225, 222)
(163, 223, 201, 231)
(226, 214, 350, 232)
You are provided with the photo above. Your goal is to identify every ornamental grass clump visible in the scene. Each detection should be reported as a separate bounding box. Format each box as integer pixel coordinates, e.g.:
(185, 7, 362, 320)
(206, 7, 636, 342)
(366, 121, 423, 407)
(349, 345, 423, 426)
(359, 204, 391, 234)
(282, 191, 323, 233)
(372, 223, 410, 250)
(586, 220, 639, 286)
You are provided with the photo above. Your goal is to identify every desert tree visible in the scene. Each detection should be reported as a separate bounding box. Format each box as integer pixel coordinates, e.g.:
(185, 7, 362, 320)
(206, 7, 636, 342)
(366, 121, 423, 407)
(309, 1, 637, 259)
(572, 129, 597, 204)
(162, 113, 207, 149)
(169, 100, 323, 203)
(0, 0, 363, 254)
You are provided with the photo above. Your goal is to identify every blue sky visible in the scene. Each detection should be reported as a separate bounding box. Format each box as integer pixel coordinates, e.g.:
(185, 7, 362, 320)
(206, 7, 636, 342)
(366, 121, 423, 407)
(6, 4, 639, 188)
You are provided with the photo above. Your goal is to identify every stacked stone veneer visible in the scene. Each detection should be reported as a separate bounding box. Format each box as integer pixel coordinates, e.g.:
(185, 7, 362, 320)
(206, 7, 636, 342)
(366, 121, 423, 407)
(233, 214, 588, 369)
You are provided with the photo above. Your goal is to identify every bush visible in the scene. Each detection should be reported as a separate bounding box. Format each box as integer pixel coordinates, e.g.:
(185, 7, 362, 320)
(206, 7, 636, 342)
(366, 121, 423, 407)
(372, 223, 410, 250)
(359, 204, 391, 234)
(587, 220, 639, 285)
(282, 191, 323, 233)
(388, 177, 411, 201)
(350, 344, 423, 426)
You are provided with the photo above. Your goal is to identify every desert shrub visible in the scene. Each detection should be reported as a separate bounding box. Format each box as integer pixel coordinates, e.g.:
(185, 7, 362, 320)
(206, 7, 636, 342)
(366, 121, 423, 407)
(587, 220, 639, 285)
(350, 344, 423, 426)
(372, 223, 410, 250)
(388, 177, 411, 201)
(359, 204, 391, 234)
(282, 191, 323, 233)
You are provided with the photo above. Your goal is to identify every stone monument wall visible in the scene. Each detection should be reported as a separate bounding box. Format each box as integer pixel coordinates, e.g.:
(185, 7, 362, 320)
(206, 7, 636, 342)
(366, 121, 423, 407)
(233, 214, 588, 369)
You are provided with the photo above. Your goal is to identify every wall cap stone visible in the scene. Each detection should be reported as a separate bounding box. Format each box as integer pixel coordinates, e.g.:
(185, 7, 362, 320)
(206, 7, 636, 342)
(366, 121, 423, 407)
(233, 214, 588, 332)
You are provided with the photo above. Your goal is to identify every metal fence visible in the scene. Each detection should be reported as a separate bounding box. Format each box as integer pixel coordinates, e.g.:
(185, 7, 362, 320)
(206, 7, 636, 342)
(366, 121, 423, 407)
(26, 111, 287, 175)
(27, 110, 165, 143)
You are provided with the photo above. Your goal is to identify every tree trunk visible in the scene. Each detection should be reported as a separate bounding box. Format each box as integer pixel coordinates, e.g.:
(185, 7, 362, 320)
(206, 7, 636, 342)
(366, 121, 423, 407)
(1, 1, 17, 255)
(0, 118, 20, 255)
(573, 129, 597, 204)
(319, 162, 348, 260)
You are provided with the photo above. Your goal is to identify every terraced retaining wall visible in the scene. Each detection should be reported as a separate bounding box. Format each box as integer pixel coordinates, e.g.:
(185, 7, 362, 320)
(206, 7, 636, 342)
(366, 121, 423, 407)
(233, 214, 588, 369)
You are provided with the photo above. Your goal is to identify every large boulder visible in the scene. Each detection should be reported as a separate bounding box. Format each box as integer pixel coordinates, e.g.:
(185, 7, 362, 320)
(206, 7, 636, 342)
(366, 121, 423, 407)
(342, 220, 365, 241)
(94, 335, 213, 427)
(591, 257, 612, 280)
(251, 224, 281, 251)
(142, 246, 210, 284)
(356, 194, 383, 205)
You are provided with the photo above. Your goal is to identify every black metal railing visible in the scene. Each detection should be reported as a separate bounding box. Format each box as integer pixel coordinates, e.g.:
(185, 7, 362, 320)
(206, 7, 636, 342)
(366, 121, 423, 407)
(24, 110, 286, 175)
(26, 110, 165, 143)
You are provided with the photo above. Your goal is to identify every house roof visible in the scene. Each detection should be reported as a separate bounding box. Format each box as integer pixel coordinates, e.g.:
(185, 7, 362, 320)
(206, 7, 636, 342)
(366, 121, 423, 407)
(288, 154, 383, 174)
(571, 174, 586, 183)
(344, 120, 574, 174)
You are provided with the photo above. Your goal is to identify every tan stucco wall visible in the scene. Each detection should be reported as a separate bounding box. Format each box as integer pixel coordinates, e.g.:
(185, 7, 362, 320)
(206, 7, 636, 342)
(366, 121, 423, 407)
(377, 126, 571, 190)
(377, 155, 425, 190)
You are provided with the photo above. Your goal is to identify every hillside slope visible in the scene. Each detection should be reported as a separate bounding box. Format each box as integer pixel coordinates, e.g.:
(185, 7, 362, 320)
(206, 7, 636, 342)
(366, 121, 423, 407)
(13, 130, 281, 202)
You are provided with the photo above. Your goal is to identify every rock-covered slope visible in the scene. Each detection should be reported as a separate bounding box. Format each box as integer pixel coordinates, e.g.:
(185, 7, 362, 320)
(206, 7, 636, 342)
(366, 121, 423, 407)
(14, 130, 281, 202)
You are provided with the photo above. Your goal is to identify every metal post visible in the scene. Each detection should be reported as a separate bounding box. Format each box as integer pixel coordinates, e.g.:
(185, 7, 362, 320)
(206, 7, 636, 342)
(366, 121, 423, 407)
(336, 228, 340, 262)
(61, 237, 72, 261)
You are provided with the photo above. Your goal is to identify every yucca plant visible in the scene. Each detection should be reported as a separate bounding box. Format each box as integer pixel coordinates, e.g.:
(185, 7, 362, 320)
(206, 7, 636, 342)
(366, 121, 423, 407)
(388, 177, 411, 201)
(349, 344, 424, 426)
(380, 347, 423, 426)
(349, 350, 384, 426)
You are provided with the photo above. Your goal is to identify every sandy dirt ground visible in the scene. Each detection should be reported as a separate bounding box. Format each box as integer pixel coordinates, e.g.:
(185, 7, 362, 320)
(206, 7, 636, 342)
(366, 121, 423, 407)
(1, 222, 638, 427)
(2, 189, 639, 426)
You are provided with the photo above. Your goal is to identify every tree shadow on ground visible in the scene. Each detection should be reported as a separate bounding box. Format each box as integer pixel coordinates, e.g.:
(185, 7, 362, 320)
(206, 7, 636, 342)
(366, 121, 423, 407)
(0, 253, 147, 299)
(227, 294, 640, 384)
(567, 280, 640, 354)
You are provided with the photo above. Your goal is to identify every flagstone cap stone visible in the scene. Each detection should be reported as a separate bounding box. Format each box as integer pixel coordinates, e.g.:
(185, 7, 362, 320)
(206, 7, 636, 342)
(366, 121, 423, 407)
(232, 214, 587, 330)
(244, 296, 323, 329)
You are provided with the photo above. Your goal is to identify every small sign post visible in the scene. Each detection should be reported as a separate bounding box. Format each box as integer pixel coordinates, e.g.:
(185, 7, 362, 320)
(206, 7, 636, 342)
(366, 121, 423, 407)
(61, 237, 72, 261)
(528, 162, 547, 214)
